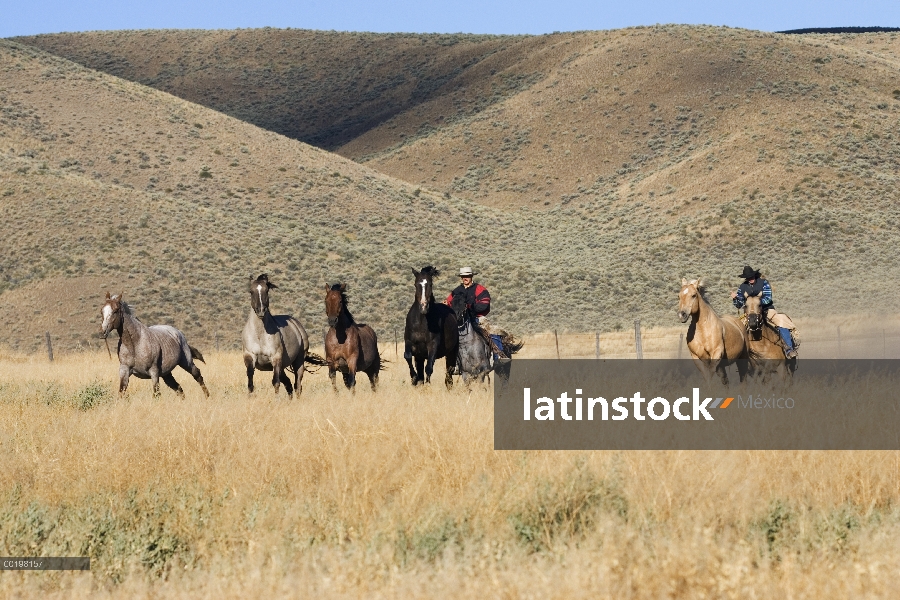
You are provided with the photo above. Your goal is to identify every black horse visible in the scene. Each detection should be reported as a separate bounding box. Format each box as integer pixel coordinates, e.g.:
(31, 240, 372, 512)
(404, 266, 459, 388)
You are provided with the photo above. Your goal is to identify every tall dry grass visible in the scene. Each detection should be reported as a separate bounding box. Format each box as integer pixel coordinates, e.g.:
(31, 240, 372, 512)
(1, 347, 899, 598)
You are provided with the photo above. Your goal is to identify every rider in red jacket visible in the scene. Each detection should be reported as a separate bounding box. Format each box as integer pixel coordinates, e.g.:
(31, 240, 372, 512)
(445, 267, 490, 320)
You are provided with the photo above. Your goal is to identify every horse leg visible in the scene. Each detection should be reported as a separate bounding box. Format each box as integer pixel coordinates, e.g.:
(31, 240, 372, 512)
(149, 366, 162, 398)
(346, 353, 359, 392)
(118, 364, 132, 396)
(184, 361, 209, 398)
(293, 359, 304, 397)
(271, 358, 283, 395)
(162, 372, 185, 397)
(342, 372, 354, 391)
(736, 359, 749, 383)
(444, 351, 456, 390)
(404, 343, 418, 385)
(416, 356, 426, 385)
(244, 354, 255, 395)
(329, 364, 338, 392)
(279, 370, 294, 399)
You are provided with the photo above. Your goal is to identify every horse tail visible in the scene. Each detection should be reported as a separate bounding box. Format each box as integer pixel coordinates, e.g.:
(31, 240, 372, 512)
(500, 332, 524, 355)
(189, 345, 206, 363)
(378, 358, 390, 371)
(304, 352, 328, 367)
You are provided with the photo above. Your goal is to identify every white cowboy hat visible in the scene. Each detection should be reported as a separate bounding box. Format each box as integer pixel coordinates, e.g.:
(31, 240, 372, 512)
(458, 267, 477, 277)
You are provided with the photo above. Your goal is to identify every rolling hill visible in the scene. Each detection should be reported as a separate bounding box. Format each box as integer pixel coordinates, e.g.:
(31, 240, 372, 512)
(2, 28, 900, 353)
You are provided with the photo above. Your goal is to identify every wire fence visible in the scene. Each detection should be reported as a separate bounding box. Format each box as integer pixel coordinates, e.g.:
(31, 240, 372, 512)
(514, 324, 900, 360)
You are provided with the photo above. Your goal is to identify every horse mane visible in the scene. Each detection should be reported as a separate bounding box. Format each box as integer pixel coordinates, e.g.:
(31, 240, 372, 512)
(120, 301, 133, 316)
(329, 283, 356, 323)
(256, 273, 270, 284)
(420, 265, 440, 278)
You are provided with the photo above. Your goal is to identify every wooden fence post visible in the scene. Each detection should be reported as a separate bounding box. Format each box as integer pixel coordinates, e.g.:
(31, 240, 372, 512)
(45, 331, 53, 362)
(678, 332, 684, 360)
(595, 331, 600, 359)
(634, 320, 643, 360)
(554, 330, 560, 360)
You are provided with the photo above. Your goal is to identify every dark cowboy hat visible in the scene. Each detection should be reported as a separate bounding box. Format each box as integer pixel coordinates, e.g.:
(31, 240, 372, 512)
(739, 265, 761, 280)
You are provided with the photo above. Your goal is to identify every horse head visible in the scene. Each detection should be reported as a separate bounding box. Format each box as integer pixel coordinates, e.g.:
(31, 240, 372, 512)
(249, 274, 277, 319)
(450, 291, 469, 325)
(742, 292, 764, 335)
(677, 278, 705, 323)
(412, 266, 439, 315)
(324, 283, 347, 328)
(100, 291, 125, 338)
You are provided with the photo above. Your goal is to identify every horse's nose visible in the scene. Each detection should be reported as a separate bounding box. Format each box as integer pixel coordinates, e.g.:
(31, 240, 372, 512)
(327, 317, 337, 328)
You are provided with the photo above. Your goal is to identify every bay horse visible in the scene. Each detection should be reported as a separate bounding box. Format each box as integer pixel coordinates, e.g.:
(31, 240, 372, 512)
(404, 266, 459, 388)
(242, 274, 318, 398)
(741, 293, 798, 381)
(100, 292, 209, 398)
(449, 292, 492, 386)
(677, 278, 749, 385)
(324, 283, 381, 392)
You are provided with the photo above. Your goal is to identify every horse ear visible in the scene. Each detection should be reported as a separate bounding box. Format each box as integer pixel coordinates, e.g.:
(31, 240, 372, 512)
(697, 278, 705, 289)
(411, 268, 418, 277)
(680, 278, 687, 286)
(339, 283, 346, 292)
(324, 283, 331, 292)
(105, 291, 111, 299)
(267, 282, 277, 290)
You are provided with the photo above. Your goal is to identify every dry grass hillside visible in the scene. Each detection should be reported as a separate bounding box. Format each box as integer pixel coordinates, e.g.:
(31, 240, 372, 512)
(2, 30, 900, 354)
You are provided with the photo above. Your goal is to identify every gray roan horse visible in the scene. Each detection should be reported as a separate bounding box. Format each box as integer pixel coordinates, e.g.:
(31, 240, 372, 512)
(324, 283, 382, 392)
(449, 292, 492, 385)
(100, 292, 209, 397)
(242, 274, 318, 398)
(404, 266, 459, 388)
(742, 293, 798, 382)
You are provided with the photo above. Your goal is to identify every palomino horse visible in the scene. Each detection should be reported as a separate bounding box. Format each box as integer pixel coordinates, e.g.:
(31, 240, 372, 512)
(100, 292, 209, 397)
(324, 283, 381, 392)
(242, 274, 317, 398)
(741, 293, 798, 381)
(404, 266, 459, 388)
(450, 292, 492, 385)
(677, 278, 749, 384)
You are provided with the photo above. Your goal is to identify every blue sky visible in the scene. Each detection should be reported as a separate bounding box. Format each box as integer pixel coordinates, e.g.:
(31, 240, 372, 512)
(2, 0, 898, 38)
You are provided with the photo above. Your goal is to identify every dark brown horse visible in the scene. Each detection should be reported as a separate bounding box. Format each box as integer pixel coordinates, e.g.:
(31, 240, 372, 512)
(100, 292, 209, 398)
(324, 283, 381, 392)
(404, 266, 459, 388)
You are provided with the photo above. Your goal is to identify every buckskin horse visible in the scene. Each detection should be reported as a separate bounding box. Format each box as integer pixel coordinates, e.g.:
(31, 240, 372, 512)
(404, 266, 459, 388)
(741, 292, 798, 382)
(242, 274, 321, 398)
(324, 283, 382, 392)
(100, 292, 209, 398)
(677, 278, 750, 385)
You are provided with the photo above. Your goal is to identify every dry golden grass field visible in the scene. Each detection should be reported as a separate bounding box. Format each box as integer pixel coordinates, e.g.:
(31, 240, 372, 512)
(2, 334, 900, 598)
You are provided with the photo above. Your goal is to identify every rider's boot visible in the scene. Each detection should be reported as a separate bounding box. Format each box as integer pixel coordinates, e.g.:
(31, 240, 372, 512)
(778, 327, 798, 359)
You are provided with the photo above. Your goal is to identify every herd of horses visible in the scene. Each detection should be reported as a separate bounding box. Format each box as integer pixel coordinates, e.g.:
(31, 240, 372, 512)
(97, 270, 795, 399)
(99, 266, 522, 399)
